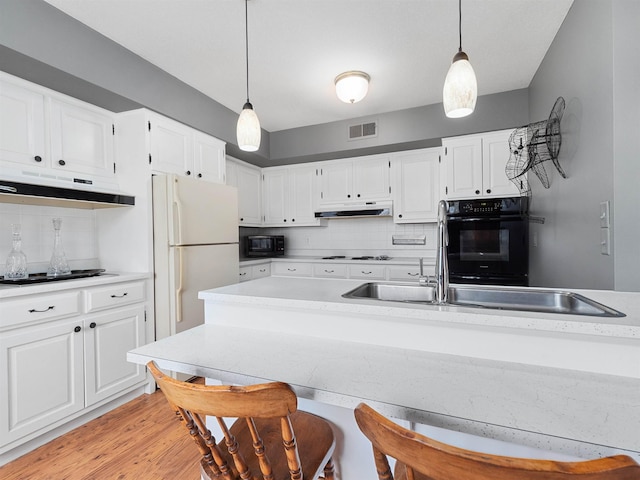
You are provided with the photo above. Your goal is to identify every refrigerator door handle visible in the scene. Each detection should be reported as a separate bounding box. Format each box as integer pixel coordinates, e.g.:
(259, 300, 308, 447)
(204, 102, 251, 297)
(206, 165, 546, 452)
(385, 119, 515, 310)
(176, 246, 184, 323)
(172, 179, 184, 245)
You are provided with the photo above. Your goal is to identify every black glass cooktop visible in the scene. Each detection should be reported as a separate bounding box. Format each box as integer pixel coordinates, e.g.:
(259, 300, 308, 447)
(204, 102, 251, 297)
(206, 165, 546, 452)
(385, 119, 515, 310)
(0, 269, 106, 285)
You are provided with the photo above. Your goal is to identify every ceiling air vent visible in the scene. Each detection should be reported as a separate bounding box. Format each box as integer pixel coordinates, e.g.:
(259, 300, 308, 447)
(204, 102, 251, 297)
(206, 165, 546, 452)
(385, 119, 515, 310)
(348, 120, 378, 141)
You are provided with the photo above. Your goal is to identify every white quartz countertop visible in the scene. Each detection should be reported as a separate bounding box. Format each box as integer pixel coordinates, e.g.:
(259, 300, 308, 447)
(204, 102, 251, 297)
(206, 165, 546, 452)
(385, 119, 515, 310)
(199, 276, 640, 339)
(240, 255, 431, 266)
(0, 272, 150, 299)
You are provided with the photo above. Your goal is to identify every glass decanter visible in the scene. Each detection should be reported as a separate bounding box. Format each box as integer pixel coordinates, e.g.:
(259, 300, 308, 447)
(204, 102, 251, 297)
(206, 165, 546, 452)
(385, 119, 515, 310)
(4, 223, 29, 280)
(47, 218, 71, 277)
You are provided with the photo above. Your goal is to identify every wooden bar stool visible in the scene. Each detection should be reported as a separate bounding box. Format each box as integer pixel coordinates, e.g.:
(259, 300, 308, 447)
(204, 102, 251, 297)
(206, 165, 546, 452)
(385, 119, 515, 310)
(354, 402, 640, 480)
(148, 361, 336, 480)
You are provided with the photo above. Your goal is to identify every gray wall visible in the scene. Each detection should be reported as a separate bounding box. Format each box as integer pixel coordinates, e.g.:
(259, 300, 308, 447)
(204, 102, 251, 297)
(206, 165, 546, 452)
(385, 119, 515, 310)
(269, 89, 529, 164)
(528, 0, 639, 292)
(0, 0, 270, 164)
(612, 0, 640, 292)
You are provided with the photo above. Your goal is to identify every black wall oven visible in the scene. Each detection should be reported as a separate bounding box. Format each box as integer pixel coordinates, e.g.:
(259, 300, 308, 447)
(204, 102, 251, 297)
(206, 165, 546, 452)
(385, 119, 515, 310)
(446, 197, 529, 286)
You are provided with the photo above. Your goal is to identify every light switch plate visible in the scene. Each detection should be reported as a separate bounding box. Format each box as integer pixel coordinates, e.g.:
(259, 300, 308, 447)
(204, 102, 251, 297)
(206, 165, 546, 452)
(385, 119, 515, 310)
(600, 201, 610, 228)
(601, 227, 611, 255)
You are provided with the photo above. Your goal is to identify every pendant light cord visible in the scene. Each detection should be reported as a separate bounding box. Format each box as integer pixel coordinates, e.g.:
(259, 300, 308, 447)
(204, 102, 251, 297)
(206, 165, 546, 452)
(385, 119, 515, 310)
(244, 0, 250, 103)
(458, 0, 462, 53)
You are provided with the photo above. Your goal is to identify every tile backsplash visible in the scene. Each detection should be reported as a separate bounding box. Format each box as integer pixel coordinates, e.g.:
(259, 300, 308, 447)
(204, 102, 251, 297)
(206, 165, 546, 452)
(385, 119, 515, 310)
(0, 203, 99, 276)
(242, 217, 437, 259)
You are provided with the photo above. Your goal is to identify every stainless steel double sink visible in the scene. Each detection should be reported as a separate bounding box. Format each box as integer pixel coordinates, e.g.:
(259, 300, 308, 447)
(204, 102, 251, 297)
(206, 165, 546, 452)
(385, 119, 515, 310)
(342, 282, 625, 317)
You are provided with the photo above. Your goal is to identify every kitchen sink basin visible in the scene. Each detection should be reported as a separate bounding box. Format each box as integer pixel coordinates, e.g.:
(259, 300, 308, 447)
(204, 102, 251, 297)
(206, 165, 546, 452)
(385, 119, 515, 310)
(342, 282, 625, 317)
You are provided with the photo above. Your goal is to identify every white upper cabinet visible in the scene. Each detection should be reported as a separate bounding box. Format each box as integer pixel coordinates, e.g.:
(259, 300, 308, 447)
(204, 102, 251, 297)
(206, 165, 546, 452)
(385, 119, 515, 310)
(0, 72, 116, 181)
(193, 131, 226, 183)
(116, 109, 226, 184)
(0, 76, 46, 168)
(391, 147, 442, 223)
(442, 129, 520, 199)
(262, 164, 320, 227)
(148, 114, 193, 177)
(318, 154, 391, 205)
(226, 157, 262, 226)
(49, 97, 115, 178)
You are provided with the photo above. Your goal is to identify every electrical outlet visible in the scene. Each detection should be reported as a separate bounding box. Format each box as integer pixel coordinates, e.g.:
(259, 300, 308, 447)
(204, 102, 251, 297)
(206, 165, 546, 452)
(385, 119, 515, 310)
(600, 201, 610, 228)
(601, 227, 611, 255)
(305, 236, 311, 246)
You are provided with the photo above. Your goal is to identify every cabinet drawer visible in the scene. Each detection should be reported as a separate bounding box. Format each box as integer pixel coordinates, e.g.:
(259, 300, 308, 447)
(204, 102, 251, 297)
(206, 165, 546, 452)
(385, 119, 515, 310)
(85, 282, 145, 313)
(313, 263, 348, 278)
(387, 265, 423, 282)
(251, 264, 271, 279)
(0, 291, 82, 329)
(348, 265, 386, 280)
(239, 266, 251, 282)
(271, 262, 313, 277)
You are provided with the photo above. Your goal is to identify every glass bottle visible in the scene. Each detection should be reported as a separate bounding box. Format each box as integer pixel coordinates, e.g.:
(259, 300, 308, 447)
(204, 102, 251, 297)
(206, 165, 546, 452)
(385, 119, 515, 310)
(47, 218, 71, 277)
(4, 223, 29, 280)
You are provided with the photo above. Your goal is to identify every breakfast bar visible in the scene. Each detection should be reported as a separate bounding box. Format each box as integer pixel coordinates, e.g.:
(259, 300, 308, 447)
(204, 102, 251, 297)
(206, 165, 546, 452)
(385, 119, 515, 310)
(128, 276, 640, 477)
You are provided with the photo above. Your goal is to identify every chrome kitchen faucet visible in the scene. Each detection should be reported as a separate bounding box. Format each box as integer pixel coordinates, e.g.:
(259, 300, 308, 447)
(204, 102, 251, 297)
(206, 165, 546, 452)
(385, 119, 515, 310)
(435, 200, 449, 304)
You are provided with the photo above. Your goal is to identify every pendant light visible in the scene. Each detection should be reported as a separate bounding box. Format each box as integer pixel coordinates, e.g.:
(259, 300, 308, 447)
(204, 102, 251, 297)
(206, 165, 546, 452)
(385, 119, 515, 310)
(443, 0, 477, 118)
(237, 0, 261, 152)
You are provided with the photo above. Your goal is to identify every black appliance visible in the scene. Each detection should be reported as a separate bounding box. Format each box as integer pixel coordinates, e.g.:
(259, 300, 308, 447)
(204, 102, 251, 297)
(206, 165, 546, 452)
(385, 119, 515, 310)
(244, 235, 285, 258)
(446, 197, 529, 286)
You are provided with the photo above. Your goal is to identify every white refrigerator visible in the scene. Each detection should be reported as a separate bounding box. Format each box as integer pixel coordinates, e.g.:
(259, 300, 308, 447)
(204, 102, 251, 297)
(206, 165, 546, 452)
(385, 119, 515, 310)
(152, 174, 239, 342)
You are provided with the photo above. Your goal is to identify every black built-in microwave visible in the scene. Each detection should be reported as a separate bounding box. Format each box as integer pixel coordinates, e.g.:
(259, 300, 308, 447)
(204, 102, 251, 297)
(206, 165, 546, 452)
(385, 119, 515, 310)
(244, 235, 285, 257)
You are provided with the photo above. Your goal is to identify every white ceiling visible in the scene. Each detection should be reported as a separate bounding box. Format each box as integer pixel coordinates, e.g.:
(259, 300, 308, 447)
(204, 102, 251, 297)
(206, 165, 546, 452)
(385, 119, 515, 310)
(42, 0, 573, 133)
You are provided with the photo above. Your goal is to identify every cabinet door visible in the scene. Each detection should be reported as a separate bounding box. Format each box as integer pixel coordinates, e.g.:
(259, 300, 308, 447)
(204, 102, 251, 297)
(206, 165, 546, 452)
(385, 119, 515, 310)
(236, 163, 262, 225)
(84, 305, 146, 406)
(0, 77, 47, 168)
(481, 130, 520, 197)
(392, 148, 441, 223)
(149, 115, 193, 176)
(0, 319, 84, 446)
(288, 165, 319, 225)
(49, 98, 115, 178)
(319, 161, 352, 203)
(443, 135, 483, 199)
(262, 168, 288, 226)
(353, 155, 391, 201)
(193, 132, 226, 183)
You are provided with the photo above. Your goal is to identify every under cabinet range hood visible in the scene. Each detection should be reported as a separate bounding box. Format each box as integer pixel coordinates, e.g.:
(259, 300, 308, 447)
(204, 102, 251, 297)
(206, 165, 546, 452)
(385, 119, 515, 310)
(314, 201, 392, 218)
(0, 179, 135, 209)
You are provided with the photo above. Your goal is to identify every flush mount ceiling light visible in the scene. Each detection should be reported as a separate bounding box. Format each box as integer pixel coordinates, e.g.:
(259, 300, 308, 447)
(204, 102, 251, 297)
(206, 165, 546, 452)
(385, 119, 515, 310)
(443, 0, 477, 118)
(237, 0, 261, 152)
(335, 71, 370, 104)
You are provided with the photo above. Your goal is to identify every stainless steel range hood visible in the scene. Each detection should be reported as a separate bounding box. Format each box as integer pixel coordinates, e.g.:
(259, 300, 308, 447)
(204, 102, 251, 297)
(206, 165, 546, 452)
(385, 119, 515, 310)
(314, 201, 392, 218)
(0, 179, 135, 209)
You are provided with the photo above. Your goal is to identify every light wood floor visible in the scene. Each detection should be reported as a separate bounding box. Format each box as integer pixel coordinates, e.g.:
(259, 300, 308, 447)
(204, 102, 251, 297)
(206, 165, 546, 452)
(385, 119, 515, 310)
(0, 387, 202, 480)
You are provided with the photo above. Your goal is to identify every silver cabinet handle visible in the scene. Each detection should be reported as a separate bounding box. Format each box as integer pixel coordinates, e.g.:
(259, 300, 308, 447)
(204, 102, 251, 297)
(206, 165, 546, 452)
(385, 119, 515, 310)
(0, 185, 18, 193)
(110, 292, 128, 298)
(287, 268, 297, 271)
(362, 271, 372, 275)
(324, 269, 334, 273)
(407, 273, 419, 277)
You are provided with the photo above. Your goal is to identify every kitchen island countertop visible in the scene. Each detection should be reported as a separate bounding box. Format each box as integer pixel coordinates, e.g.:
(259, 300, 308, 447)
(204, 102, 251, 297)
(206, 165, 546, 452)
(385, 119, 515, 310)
(129, 276, 640, 462)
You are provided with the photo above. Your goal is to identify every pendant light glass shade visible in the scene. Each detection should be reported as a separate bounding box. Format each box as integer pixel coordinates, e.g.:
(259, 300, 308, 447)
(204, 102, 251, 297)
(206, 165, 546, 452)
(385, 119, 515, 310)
(237, 0, 261, 152)
(443, 51, 477, 118)
(237, 101, 261, 152)
(443, 0, 477, 118)
(335, 71, 370, 103)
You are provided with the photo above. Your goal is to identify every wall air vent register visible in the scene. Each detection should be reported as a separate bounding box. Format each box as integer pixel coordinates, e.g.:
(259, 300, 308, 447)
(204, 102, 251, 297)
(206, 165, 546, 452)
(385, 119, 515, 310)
(348, 120, 378, 140)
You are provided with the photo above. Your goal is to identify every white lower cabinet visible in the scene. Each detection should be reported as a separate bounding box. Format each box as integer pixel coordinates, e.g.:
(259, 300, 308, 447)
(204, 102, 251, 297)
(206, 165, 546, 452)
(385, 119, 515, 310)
(271, 262, 313, 277)
(84, 305, 146, 406)
(0, 318, 85, 445)
(0, 279, 147, 453)
(238, 263, 272, 283)
(348, 265, 386, 280)
(313, 263, 348, 278)
(387, 265, 423, 282)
